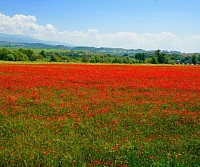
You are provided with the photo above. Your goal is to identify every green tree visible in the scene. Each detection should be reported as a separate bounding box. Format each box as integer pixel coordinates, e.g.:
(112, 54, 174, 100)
(40, 50, 47, 58)
(60, 56, 70, 62)
(197, 54, 200, 64)
(50, 54, 61, 62)
(155, 49, 161, 56)
(14, 51, 29, 61)
(89, 56, 96, 63)
(81, 54, 88, 63)
(112, 56, 122, 64)
(95, 55, 102, 63)
(152, 57, 158, 64)
(135, 53, 146, 62)
(145, 58, 153, 64)
(4, 54, 15, 61)
(181, 56, 191, 64)
(168, 60, 175, 65)
(192, 55, 197, 65)
(123, 56, 131, 64)
(29, 53, 44, 61)
(26, 49, 34, 59)
(0, 48, 11, 60)
(123, 53, 129, 57)
(155, 50, 165, 64)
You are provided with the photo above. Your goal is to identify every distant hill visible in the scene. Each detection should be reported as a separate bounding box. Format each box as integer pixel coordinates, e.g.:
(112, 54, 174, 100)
(71, 46, 181, 56)
(0, 33, 72, 46)
(0, 33, 182, 55)
(71, 46, 147, 56)
(0, 41, 73, 50)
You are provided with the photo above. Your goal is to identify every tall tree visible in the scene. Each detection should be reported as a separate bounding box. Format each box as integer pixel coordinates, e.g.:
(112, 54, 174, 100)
(40, 50, 47, 58)
(155, 49, 165, 64)
(152, 57, 158, 64)
(192, 55, 197, 65)
(135, 53, 146, 62)
(81, 54, 88, 62)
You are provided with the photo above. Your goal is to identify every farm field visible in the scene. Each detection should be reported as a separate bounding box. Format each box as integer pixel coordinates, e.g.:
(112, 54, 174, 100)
(0, 63, 199, 166)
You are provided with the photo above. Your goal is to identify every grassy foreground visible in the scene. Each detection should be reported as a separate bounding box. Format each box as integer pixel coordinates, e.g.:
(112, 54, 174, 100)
(0, 64, 199, 166)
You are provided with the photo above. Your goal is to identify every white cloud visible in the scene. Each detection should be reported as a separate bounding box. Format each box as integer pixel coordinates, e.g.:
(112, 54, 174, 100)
(0, 13, 200, 52)
(0, 13, 57, 37)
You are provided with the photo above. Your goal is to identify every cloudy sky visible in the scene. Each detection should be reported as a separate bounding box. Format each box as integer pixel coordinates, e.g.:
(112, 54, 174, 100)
(0, 0, 200, 52)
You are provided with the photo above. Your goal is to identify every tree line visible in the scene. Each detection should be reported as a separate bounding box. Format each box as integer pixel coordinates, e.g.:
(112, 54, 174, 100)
(0, 48, 199, 65)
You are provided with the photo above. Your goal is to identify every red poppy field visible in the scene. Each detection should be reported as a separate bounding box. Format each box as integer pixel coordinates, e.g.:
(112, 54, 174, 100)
(0, 63, 199, 166)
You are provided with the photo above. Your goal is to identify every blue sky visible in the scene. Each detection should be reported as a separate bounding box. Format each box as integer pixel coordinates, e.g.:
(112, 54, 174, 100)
(0, 0, 200, 52)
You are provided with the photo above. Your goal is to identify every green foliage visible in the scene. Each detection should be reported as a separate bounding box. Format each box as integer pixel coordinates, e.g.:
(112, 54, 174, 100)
(40, 50, 47, 58)
(123, 56, 131, 64)
(5, 54, 15, 61)
(168, 60, 175, 65)
(197, 54, 200, 64)
(89, 56, 96, 63)
(155, 49, 161, 56)
(123, 53, 129, 57)
(0, 48, 11, 60)
(60, 56, 70, 62)
(112, 56, 122, 64)
(145, 58, 153, 64)
(135, 53, 146, 62)
(94, 55, 103, 63)
(155, 50, 166, 64)
(181, 56, 191, 64)
(192, 55, 197, 65)
(50, 54, 62, 62)
(0, 47, 199, 65)
(152, 57, 158, 64)
(14, 50, 29, 61)
(81, 54, 89, 63)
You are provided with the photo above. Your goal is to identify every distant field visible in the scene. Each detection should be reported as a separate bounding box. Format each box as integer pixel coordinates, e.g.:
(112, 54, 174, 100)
(0, 64, 199, 166)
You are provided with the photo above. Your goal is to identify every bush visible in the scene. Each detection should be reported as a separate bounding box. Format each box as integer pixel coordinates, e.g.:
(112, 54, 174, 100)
(168, 60, 175, 65)
(152, 57, 158, 64)
(4, 54, 15, 61)
(50, 54, 62, 62)
(14, 51, 29, 61)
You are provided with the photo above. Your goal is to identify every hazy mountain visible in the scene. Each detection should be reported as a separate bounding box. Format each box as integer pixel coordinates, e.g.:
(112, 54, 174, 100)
(0, 33, 72, 46)
(0, 33, 182, 55)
